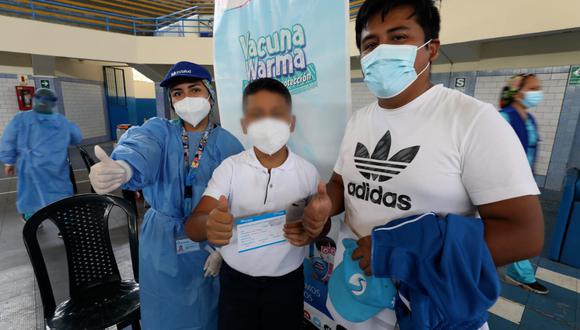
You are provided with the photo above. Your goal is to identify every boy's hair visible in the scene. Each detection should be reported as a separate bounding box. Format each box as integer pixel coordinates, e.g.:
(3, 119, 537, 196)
(243, 77, 292, 110)
(355, 0, 441, 50)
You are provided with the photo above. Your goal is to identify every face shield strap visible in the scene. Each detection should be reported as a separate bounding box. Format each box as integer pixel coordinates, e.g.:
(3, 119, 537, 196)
(201, 80, 216, 106)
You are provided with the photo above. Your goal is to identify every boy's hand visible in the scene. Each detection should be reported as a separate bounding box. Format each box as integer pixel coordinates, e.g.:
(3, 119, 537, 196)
(284, 221, 314, 246)
(206, 195, 234, 246)
(303, 182, 332, 238)
(352, 235, 372, 276)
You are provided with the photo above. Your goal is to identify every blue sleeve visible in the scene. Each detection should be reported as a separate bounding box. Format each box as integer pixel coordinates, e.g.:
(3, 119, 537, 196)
(0, 115, 20, 165)
(371, 222, 425, 294)
(217, 129, 244, 161)
(68, 120, 83, 145)
(370, 213, 443, 295)
(111, 118, 167, 190)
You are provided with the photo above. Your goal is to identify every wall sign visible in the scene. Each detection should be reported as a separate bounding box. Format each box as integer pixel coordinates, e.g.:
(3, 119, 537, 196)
(454, 77, 466, 88)
(40, 79, 50, 89)
(569, 66, 580, 86)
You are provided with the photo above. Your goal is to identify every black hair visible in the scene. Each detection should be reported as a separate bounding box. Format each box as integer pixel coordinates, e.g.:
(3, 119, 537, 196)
(315, 237, 337, 250)
(355, 0, 441, 50)
(242, 77, 292, 109)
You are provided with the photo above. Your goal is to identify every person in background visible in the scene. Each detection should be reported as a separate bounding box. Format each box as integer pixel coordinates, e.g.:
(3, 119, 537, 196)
(88, 61, 244, 330)
(0, 88, 82, 221)
(185, 78, 330, 330)
(499, 74, 549, 295)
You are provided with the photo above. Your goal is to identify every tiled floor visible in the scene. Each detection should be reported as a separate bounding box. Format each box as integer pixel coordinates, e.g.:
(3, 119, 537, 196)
(0, 166, 578, 329)
(488, 189, 580, 330)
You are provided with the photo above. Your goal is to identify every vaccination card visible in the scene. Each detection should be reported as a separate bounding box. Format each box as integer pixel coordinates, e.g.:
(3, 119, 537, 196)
(236, 210, 287, 253)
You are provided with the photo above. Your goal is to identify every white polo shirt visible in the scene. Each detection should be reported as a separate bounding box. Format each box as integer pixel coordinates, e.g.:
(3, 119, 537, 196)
(203, 147, 320, 277)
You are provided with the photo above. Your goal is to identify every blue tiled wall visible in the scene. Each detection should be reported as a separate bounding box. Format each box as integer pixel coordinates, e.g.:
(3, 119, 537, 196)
(398, 66, 579, 190)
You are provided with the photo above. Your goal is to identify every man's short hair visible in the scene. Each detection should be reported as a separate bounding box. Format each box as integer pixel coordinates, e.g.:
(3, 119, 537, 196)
(355, 0, 441, 50)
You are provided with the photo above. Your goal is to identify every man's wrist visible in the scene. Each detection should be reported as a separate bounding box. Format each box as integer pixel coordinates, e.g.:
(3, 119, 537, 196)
(315, 219, 331, 240)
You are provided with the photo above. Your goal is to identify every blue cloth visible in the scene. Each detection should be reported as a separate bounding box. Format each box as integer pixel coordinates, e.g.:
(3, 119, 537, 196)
(0, 111, 82, 215)
(328, 239, 396, 323)
(111, 117, 243, 330)
(506, 260, 536, 284)
(371, 213, 499, 330)
(499, 106, 539, 167)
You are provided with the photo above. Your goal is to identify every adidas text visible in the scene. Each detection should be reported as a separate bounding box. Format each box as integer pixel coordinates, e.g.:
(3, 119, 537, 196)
(347, 182, 411, 210)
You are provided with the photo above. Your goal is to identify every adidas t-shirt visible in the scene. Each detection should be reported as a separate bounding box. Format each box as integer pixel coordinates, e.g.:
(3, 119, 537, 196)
(327, 85, 539, 329)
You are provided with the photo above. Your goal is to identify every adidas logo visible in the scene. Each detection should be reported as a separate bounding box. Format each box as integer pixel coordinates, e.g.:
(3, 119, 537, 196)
(354, 131, 420, 182)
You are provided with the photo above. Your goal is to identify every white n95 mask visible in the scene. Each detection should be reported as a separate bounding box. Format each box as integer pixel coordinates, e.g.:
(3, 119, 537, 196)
(174, 97, 211, 127)
(247, 118, 291, 156)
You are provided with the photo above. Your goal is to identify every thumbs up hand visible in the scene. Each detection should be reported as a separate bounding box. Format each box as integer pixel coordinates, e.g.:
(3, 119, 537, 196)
(303, 182, 332, 238)
(89, 145, 133, 194)
(206, 195, 234, 246)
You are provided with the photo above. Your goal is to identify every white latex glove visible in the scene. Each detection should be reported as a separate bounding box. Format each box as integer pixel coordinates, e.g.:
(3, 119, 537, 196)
(89, 145, 133, 194)
(204, 249, 223, 277)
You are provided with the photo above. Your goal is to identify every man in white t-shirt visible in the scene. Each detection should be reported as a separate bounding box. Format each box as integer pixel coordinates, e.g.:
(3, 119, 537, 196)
(301, 0, 545, 329)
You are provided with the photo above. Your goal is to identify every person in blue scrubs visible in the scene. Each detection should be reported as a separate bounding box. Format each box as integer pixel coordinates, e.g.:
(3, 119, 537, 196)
(499, 74, 549, 295)
(0, 88, 82, 220)
(89, 61, 244, 330)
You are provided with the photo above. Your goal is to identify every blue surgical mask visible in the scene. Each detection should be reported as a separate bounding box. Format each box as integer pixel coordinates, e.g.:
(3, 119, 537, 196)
(361, 40, 431, 99)
(521, 91, 544, 108)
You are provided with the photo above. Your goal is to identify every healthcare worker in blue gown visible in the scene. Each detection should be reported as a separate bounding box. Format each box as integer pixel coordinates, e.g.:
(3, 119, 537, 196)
(499, 74, 549, 295)
(0, 88, 82, 220)
(88, 61, 244, 330)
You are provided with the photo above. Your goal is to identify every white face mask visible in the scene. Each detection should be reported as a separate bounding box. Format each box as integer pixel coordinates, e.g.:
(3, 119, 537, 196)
(174, 97, 211, 127)
(247, 118, 291, 156)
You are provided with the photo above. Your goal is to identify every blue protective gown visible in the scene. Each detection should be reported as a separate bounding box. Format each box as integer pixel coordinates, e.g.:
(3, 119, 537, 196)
(111, 117, 244, 330)
(0, 111, 82, 215)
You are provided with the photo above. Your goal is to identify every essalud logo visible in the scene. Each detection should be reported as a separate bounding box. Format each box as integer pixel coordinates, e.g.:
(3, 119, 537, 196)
(347, 131, 420, 211)
(239, 24, 318, 94)
(349, 273, 367, 296)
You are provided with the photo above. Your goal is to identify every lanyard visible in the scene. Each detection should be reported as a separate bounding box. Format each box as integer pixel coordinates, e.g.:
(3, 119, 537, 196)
(182, 123, 214, 198)
(182, 123, 214, 169)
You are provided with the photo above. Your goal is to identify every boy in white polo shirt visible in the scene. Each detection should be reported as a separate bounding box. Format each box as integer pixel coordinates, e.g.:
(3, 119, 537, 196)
(185, 78, 331, 330)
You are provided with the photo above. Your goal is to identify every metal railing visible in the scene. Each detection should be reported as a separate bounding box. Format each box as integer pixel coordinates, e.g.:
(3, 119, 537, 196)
(0, 0, 213, 36)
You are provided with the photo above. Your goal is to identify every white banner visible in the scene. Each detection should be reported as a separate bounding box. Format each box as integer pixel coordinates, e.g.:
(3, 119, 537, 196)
(213, 0, 351, 179)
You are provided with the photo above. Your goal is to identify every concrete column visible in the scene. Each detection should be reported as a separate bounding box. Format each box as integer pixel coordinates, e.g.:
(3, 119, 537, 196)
(31, 55, 55, 76)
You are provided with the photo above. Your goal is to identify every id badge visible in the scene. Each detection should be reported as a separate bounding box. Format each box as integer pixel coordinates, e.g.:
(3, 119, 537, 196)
(176, 236, 200, 255)
(236, 210, 287, 253)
